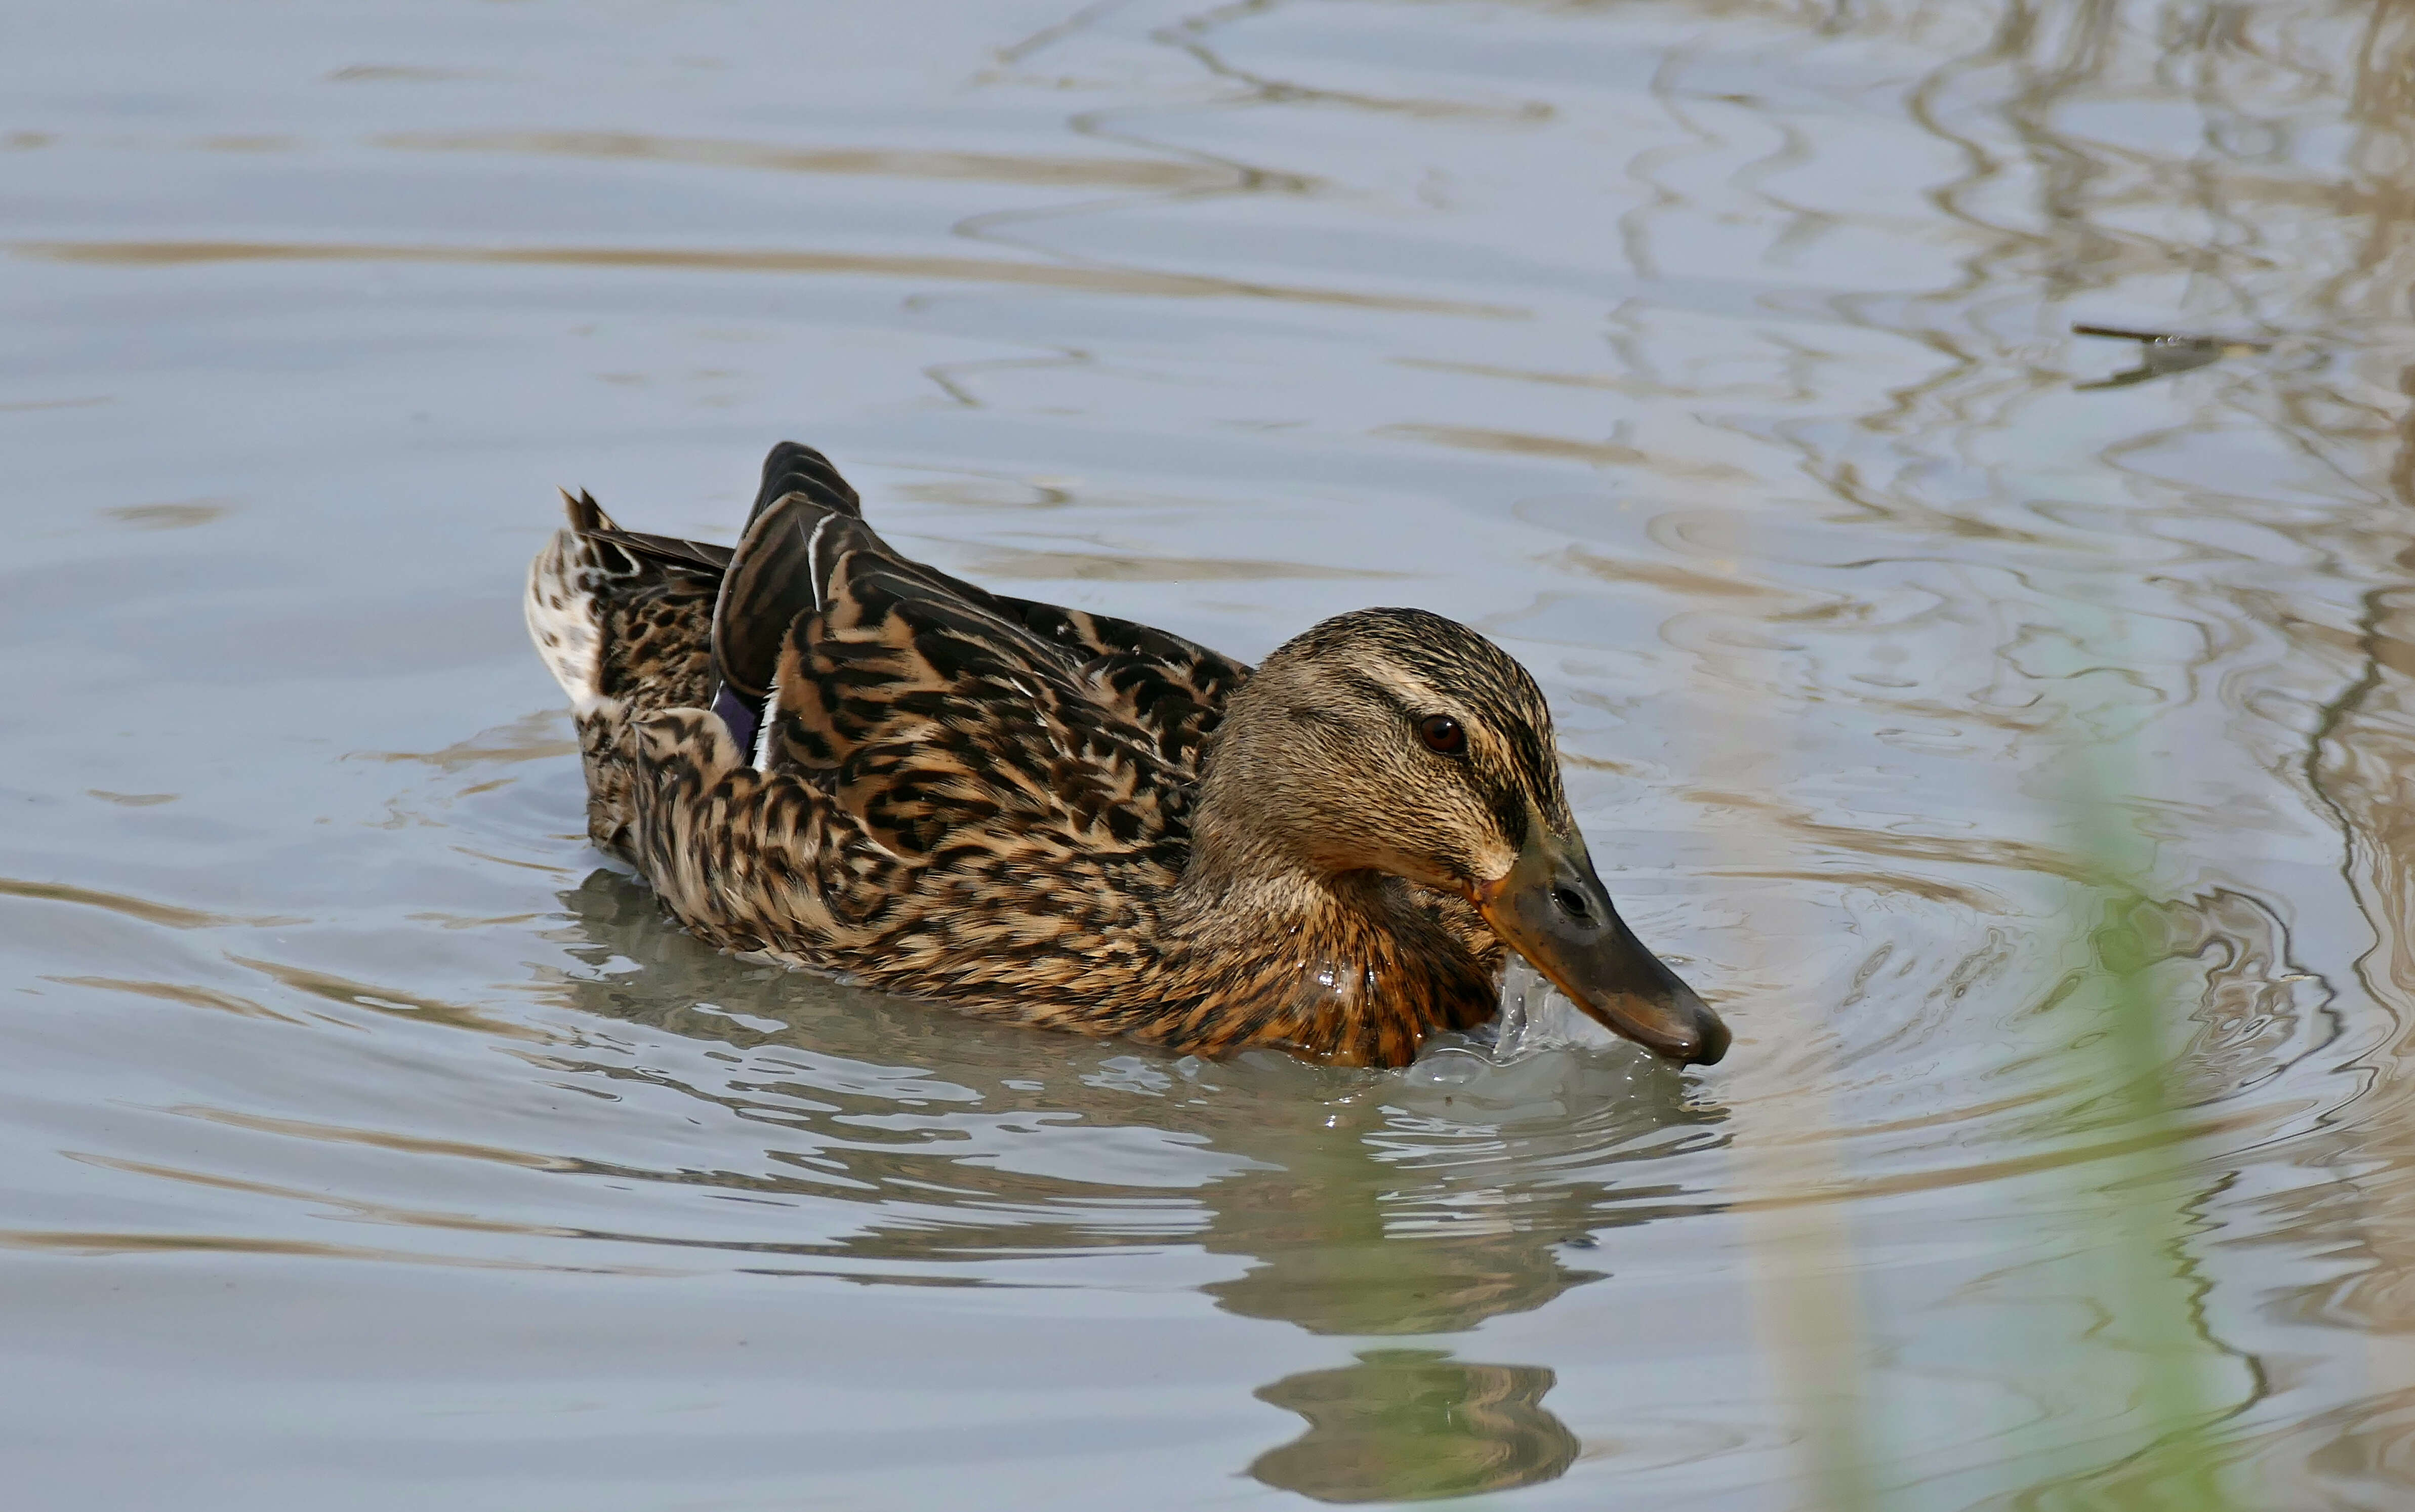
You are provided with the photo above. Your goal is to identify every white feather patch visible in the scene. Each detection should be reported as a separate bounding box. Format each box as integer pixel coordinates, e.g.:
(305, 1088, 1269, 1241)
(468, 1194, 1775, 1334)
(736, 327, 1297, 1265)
(751, 674, 781, 770)
(804, 512, 834, 609)
(524, 530, 605, 716)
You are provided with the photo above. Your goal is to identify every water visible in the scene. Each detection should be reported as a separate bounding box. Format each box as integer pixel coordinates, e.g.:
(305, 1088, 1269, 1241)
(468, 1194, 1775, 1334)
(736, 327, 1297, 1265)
(6, 0, 2413, 1505)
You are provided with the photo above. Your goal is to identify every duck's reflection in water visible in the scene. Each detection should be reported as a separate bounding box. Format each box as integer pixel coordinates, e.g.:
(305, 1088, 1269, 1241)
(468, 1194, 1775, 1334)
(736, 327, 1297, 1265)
(1251, 1350, 1580, 1504)
(544, 872, 1725, 1499)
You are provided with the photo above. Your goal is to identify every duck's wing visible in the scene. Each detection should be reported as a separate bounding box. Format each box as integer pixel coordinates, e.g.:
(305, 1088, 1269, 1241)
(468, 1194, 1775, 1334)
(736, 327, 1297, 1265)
(710, 466, 1191, 866)
(986, 598, 1250, 771)
(710, 442, 864, 706)
(713, 442, 1249, 771)
(797, 525, 1201, 866)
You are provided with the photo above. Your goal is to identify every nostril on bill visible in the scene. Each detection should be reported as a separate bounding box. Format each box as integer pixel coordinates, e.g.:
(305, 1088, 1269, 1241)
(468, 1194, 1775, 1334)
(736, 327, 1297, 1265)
(1550, 885, 1590, 922)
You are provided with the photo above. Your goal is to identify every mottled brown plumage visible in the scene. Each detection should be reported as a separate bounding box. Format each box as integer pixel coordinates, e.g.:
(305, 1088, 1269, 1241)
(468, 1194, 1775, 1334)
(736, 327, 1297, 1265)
(525, 442, 1729, 1069)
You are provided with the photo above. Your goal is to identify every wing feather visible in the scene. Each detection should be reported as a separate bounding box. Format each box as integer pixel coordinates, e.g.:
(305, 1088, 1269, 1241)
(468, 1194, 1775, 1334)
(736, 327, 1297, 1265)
(756, 534, 1189, 867)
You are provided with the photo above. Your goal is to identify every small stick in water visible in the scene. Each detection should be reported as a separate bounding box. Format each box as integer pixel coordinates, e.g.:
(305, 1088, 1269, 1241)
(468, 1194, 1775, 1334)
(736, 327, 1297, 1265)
(2071, 322, 2273, 391)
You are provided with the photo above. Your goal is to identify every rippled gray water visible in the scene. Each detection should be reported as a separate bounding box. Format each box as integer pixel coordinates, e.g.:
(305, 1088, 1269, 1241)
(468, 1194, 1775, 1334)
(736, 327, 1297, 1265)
(9, 1, 2415, 1506)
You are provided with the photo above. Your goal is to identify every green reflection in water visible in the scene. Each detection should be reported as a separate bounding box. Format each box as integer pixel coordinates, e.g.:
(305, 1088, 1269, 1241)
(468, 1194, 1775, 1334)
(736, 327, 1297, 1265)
(1197, 1085, 1621, 1338)
(541, 873, 1715, 1327)
(543, 869, 1715, 1499)
(1249, 1349, 1580, 1504)
(1208, 1229, 1599, 1338)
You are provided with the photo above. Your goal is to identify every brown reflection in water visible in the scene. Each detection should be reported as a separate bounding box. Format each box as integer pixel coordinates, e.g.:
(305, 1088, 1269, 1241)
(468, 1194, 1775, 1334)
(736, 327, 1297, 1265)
(1680, 786, 2091, 883)
(0, 876, 303, 932)
(1390, 356, 1661, 399)
(1508, 0, 2415, 1495)
(1248, 1350, 1580, 1504)
(327, 65, 495, 84)
(354, 710, 580, 774)
(11, 240, 1522, 319)
(0, 1228, 596, 1270)
(2281, 4, 2415, 1449)
(225, 953, 552, 1043)
(1918, 0, 2415, 1500)
(1551, 543, 1789, 604)
(1377, 422, 1755, 483)
(2302, 367, 2415, 1348)
(101, 499, 232, 530)
(44, 975, 305, 1028)
(2108, 889, 2320, 1106)
(373, 130, 1287, 195)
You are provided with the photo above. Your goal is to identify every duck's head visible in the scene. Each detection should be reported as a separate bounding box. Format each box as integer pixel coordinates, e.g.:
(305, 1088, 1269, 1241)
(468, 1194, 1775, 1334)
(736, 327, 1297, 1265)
(1195, 607, 1728, 1067)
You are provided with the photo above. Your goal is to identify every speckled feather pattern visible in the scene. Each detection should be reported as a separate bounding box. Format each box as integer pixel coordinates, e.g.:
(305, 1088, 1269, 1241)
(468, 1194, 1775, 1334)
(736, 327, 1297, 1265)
(529, 445, 1507, 1067)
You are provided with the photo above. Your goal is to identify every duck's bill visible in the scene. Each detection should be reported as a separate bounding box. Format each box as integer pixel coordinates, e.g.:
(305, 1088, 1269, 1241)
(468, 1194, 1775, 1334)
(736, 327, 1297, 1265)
(1472, 829, 1730, 1066)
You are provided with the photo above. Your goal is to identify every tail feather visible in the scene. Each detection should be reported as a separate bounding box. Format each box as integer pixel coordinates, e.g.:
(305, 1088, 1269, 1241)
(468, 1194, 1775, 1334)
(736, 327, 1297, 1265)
(586, 524, 733, 575)
(564, 487, 613, 535)
(564, 485, 735, 574)
(526, 488, 728, 716)
(526, 517, 608, 716)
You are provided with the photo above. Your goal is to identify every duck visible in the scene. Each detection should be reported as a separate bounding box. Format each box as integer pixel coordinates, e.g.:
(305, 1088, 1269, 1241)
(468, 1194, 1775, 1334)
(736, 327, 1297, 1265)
(525, 442, 1727, 1069)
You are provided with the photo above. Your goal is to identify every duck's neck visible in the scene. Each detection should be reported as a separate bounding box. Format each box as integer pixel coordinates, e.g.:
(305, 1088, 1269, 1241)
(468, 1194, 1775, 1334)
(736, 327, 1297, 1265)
(1138, 813, 1498, 1067)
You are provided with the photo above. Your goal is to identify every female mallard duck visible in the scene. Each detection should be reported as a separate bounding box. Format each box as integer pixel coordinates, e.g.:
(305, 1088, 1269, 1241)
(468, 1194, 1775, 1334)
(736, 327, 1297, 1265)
(527, 442, 1727, 1069)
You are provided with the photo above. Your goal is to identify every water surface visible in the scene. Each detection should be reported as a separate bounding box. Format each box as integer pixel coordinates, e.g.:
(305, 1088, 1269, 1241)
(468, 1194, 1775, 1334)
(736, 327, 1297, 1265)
(7, 1, 2415, 1506)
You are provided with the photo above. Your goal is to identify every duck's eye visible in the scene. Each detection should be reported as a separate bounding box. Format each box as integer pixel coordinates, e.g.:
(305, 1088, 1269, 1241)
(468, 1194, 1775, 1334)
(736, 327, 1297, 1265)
(1418, 714, 1466, 756)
